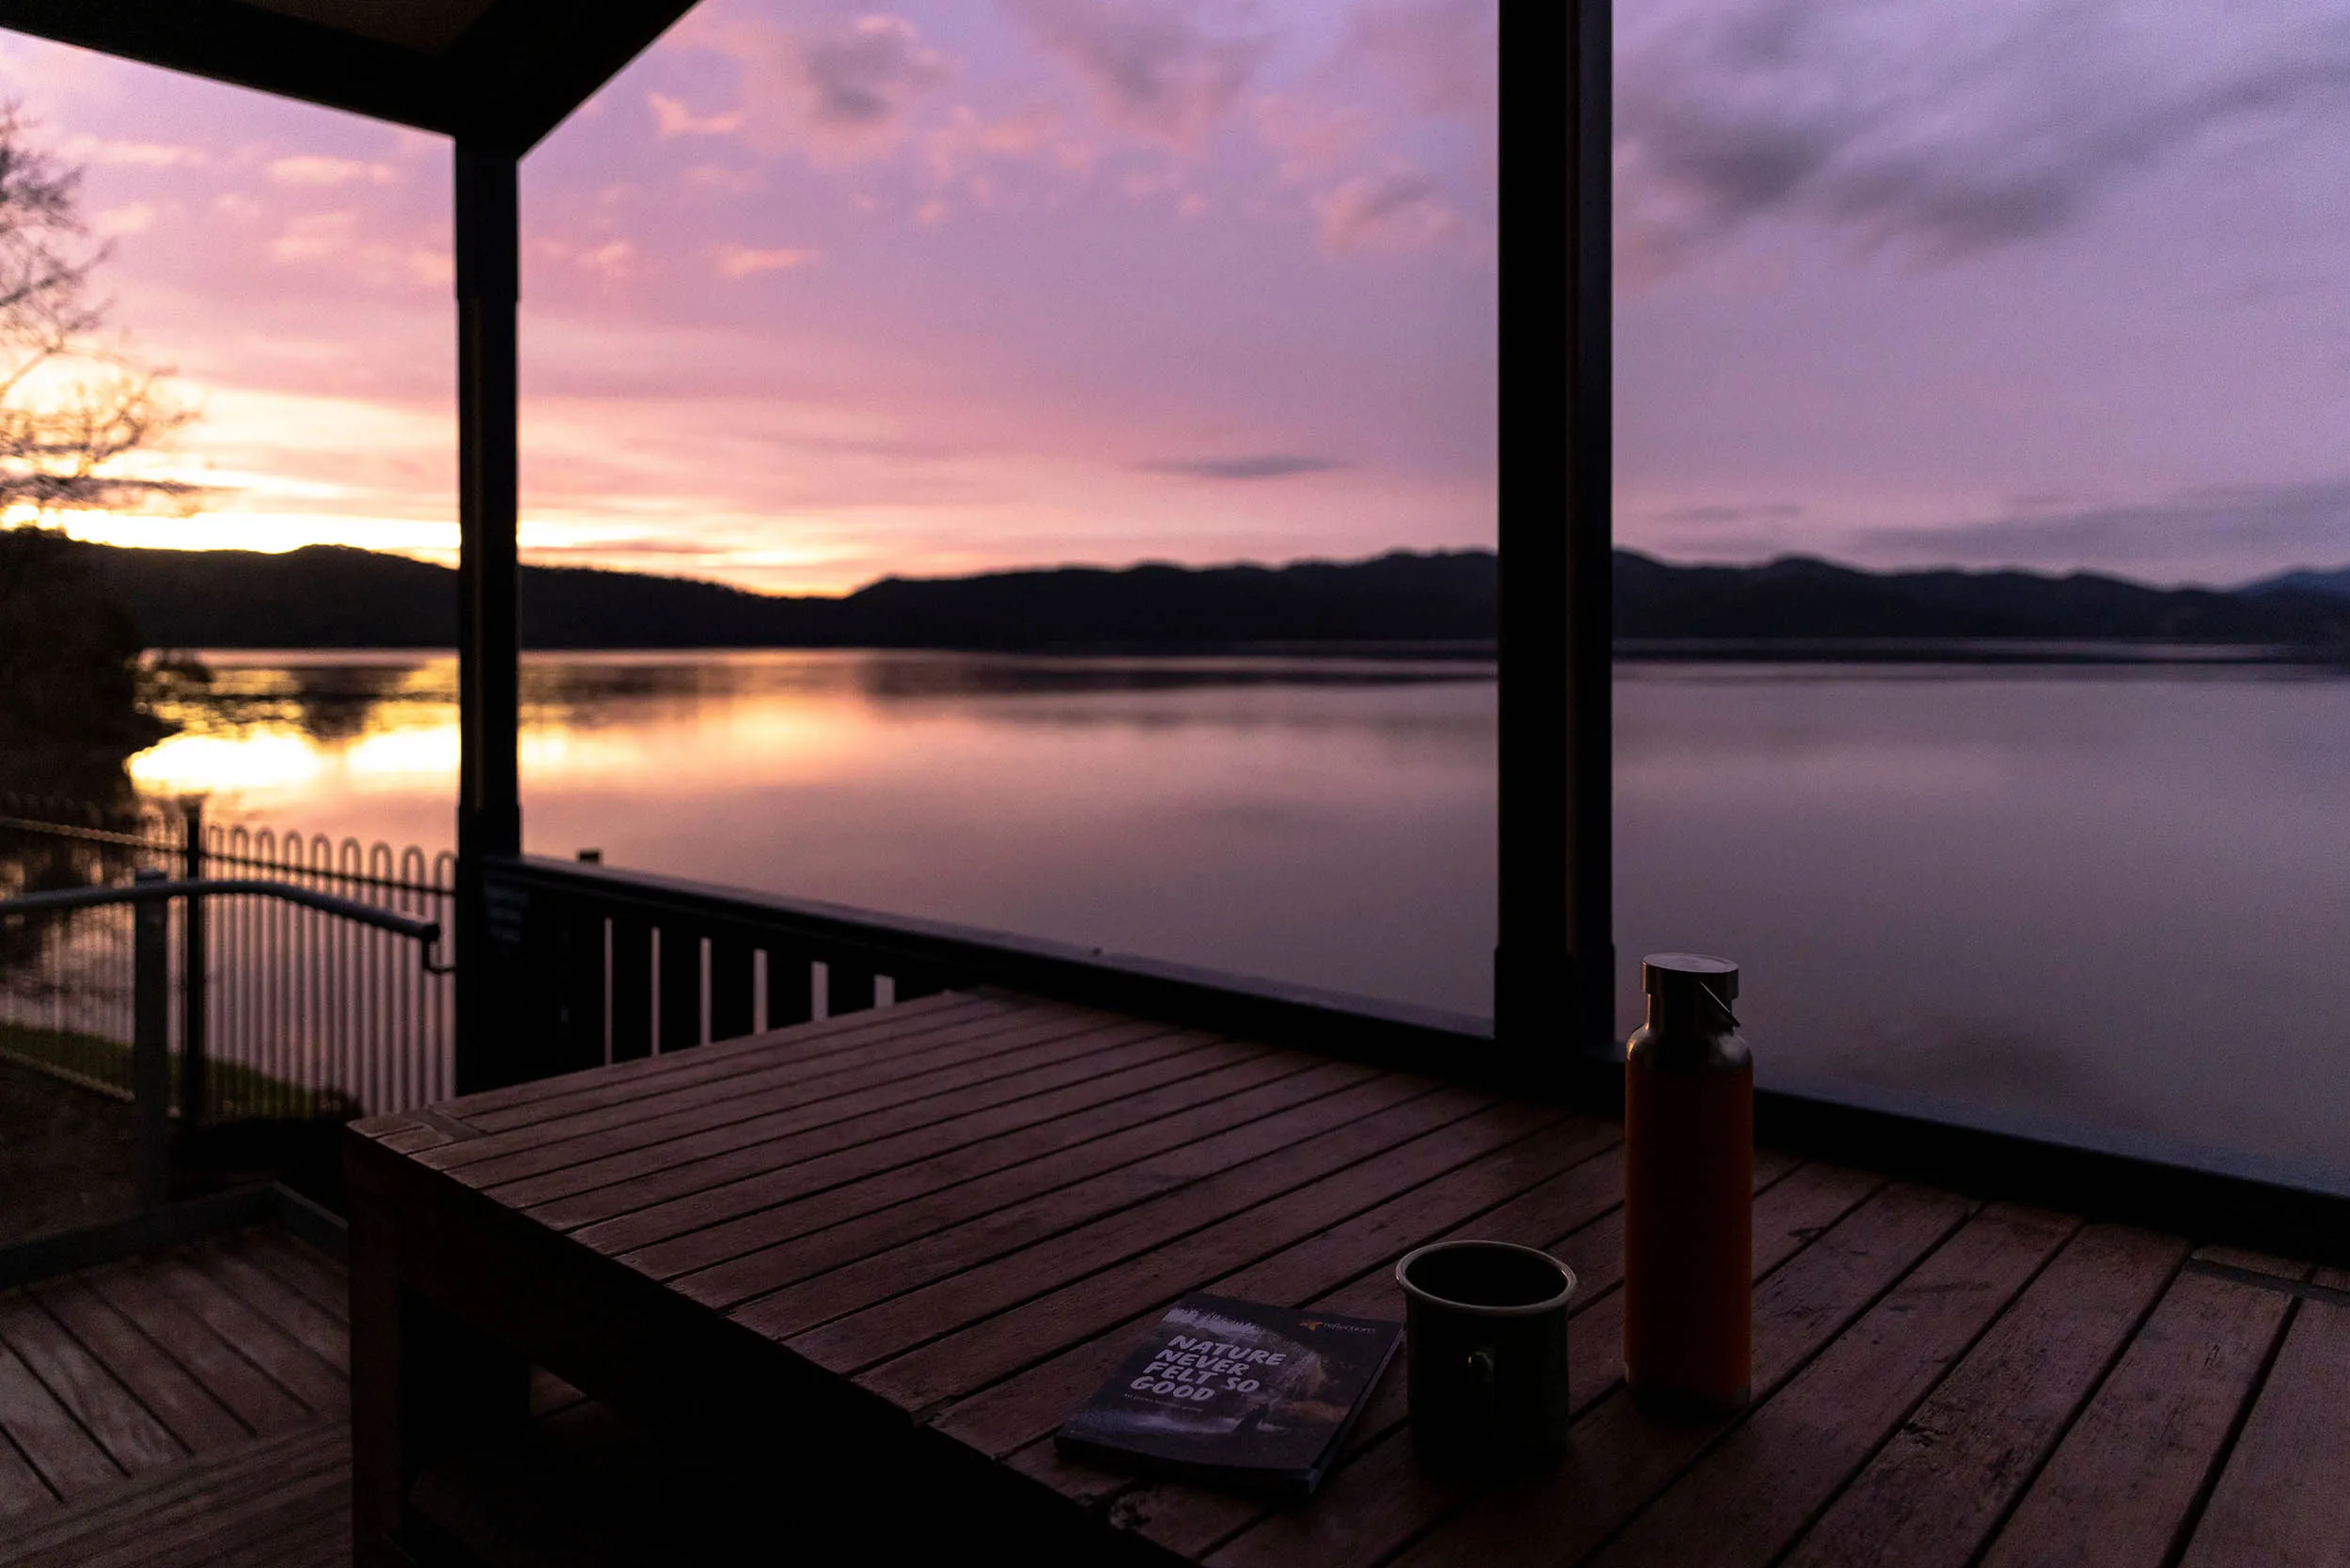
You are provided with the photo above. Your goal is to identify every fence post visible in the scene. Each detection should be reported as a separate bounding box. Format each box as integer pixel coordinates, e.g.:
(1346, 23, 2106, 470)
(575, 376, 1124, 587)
(133, 870, 171, 1211)
(179, 796, 207, 1136)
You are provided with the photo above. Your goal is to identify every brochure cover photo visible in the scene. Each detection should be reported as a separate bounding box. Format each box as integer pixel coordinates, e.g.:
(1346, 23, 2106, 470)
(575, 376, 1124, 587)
(1055, 1294, 1402, 1497)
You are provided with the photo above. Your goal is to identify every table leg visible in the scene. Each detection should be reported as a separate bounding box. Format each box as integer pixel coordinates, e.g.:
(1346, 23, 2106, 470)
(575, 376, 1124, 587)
(352, 1184, 529, 1567)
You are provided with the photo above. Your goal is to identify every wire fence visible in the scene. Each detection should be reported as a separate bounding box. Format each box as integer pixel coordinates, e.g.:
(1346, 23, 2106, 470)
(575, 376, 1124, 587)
(0, 792, 454, 1122)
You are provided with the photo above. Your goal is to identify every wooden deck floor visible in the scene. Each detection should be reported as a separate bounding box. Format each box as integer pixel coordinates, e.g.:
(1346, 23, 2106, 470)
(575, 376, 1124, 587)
(349, 989, 2350, 1567)
(0, 1226, 351, 1567)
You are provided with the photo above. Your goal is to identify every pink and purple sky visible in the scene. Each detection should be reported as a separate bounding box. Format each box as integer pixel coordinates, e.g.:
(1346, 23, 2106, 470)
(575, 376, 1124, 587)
(8, 0, 2350, 591)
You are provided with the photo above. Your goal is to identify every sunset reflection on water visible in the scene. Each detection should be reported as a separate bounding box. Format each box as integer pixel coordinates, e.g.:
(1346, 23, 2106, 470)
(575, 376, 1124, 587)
(134, 649, 1502, 1022)
(129, 651, 2350, 1190)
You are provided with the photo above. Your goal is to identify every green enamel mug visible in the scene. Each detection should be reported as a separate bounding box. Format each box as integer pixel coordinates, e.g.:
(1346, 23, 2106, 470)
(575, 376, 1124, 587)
(1396, 1240, 1576, 1474)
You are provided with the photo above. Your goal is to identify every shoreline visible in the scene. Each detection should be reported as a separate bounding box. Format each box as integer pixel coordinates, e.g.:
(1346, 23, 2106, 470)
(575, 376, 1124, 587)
(148, 638, 2348, 668)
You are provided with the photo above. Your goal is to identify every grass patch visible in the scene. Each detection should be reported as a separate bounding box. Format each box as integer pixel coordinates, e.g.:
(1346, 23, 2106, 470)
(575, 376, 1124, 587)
(0, 1022, 345, 1120)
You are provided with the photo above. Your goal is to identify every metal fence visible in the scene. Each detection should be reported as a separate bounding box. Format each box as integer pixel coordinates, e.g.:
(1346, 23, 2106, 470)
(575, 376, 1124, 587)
(0, 793, 454, 1122)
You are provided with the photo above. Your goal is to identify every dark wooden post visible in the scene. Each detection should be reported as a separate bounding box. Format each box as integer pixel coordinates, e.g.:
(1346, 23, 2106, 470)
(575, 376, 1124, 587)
(1495, 0, 1612, 1068)
(453, 140, 523, 1095)
(1566, 0, 1615, 1057)
(178, 795, 207, 1133)
(132, 870, 170, 1210)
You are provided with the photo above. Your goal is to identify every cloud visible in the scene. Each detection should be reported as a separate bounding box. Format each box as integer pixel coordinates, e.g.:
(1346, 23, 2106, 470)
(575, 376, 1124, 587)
(1313, 168, 1462, 253)
(799, 15, 955, 129)
(1254, 95, 1371, 181)
(922, 105, 1090, 184)
(683, 164, 762, 196)
(693, 13, 957, 163)
(786, 432, 955, 463)
(713, 244, 821, 278)
(1853, 478, 2350, 579)
(1142, 454, 1346, 479)
(93, 202, 156, 237)
(1345, 0, 1497, 117)
(649, 93, 744, 137)
(534, 236, 643, 290)
(267, 212, 450, 289)
(268, 155, 397, 186)
(1001, 0, 1272, 146)
(269, 212, 358, 264)
(59, 133, 206, 168)
(1650, 502, 1807, 526)
(1618, 0, 2350, 274)
(524, 539, 734, 559)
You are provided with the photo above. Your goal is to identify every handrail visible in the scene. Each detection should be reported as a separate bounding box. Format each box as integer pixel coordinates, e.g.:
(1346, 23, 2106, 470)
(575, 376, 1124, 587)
(0, 877, 441, 949)
(0, 870, 445, 1213)
(0, 810, 171, 852)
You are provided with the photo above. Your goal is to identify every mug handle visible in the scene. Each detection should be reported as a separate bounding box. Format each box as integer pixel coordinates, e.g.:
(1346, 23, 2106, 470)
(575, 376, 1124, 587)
(1467, 1348, 1496, 1432)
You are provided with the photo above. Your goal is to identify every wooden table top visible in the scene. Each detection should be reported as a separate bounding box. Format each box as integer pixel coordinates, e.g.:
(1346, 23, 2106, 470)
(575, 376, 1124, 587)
(350, 989, 2347, 1567)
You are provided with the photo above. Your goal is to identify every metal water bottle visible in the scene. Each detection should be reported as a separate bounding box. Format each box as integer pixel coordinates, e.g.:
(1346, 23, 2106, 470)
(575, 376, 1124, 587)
(1622, 952, 1752, 1414)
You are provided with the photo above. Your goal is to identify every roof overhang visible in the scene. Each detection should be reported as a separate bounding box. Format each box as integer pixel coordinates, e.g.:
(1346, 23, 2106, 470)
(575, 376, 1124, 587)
(0, 0, 699, 150)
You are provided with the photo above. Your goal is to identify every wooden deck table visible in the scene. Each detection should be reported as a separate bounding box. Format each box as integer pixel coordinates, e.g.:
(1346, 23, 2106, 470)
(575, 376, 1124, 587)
(347, 989, 2347, 1567)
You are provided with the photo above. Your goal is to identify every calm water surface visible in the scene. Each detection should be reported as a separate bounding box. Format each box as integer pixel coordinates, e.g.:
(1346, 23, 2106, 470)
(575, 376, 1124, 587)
(134, 651, 2350, 1187)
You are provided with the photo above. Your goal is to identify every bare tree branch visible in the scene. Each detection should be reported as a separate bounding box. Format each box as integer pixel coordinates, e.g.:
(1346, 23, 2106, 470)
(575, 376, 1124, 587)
(0, 103, 200, 526)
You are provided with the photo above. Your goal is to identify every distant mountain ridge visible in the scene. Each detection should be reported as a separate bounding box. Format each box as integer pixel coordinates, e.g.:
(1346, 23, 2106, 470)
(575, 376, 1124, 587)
(1611, 553, 2350, 645)
(87, 541, 1498, 651)
(2243, 566, 2350, 600)
(55, 537, 2350, 652)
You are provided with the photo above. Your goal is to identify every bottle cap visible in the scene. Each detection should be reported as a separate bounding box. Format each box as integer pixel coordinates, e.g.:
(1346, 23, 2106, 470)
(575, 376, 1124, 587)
(1642, 952, 1739, 1005)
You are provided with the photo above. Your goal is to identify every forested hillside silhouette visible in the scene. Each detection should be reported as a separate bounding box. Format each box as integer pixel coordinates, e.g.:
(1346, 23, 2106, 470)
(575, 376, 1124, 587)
(61, 538, 2350, 652)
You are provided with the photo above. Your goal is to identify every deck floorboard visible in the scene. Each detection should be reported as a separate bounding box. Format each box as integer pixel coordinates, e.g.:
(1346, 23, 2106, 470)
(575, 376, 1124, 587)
(1778, 1223, 2187, 1568)
(0, 1291, 182, 1479)
(149, 1257, 344, 1417)
(2173, 1265, 2350, 1568)
(24, 1275, 251, 1455)
(655, 1056, 1372, 1303)
(720, 1066, 1420, 1334)
(0, 1331, 123, 1499)
(515, 1024, 1233, 1228)
(1976, 1247, 2307, 1568)
(187, 1242, 349, 1376)
(1581, 1204, 2080, 1568)
(0, 1229, 351, 1568)
(81, 1256, 312, 1437)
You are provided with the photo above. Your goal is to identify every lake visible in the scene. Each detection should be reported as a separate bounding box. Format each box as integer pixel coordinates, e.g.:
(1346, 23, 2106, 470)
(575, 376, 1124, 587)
(130, 650, 2350, 1191)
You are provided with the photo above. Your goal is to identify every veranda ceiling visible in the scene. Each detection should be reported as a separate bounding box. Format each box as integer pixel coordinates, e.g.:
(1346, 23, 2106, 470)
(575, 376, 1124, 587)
(0, 0, 697, 149)
(238, 0, 500, 54)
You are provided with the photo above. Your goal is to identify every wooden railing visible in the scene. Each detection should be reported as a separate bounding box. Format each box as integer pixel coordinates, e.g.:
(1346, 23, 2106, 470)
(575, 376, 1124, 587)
(477, 855, 1495, 1090)
(472, 854, 2350, 1262)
